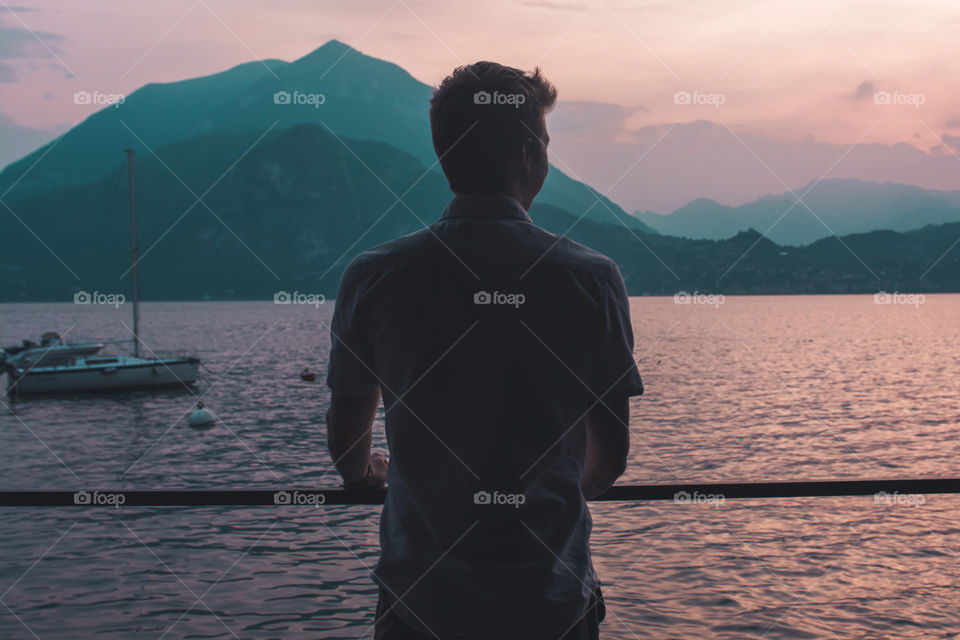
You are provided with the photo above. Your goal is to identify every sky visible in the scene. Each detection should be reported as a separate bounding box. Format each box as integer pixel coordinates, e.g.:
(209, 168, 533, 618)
(1, 0, 959, 210)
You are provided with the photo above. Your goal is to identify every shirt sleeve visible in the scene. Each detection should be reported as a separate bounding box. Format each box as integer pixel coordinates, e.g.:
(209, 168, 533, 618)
(592, 262, 644, 401)
(326, 261, 380, 396)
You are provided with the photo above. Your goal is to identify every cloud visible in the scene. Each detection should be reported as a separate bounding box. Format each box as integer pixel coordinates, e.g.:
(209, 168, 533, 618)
(0, 60, 16, 82)
(941, 134, 960, 151)
(945, 117, 960, 129)
(547, 100, 648, 142)
(0, 27, 66, 59)
(852, 80, 874, 100)
(0, 13, 69, 82)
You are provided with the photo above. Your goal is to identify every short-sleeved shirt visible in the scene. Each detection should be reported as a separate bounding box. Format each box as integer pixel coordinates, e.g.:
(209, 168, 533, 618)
(327, 193, 644, 640)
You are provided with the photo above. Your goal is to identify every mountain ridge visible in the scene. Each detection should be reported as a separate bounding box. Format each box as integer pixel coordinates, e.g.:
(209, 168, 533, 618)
(2, 123, 958, 301)
(0, 39, 656, 234)
(637, 178, 960, 244)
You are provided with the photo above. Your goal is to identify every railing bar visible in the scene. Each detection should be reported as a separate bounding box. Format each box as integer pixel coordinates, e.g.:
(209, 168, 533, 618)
(2, 479, 959, 506)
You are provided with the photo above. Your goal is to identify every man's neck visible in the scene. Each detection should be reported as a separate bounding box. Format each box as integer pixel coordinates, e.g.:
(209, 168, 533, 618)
(455, 188, 531, 211)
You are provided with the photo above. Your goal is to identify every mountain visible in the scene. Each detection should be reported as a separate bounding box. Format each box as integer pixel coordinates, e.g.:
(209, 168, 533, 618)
(0, 124, 441, 300)
(0, 40, 656, 234)
(886, 205, 960, 232)
(1, 124, 958, 302)
(3, 42, 957, 299)
(0, 112, 66, 172)
(637, 179, 960, 245)
(546, 114, 960, 214)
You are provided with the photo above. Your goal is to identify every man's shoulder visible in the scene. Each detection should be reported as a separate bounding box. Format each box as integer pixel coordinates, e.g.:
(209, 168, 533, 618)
(342, 228, 436, 280)
(529, 226, 620, 280)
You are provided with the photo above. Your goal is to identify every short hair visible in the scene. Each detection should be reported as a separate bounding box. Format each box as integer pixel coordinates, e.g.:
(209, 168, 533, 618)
(429, 62, 558, 193)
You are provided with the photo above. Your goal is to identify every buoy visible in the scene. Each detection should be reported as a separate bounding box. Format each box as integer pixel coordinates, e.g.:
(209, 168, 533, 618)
(300, 367, 316, 382)
(187, 400, 216, 428)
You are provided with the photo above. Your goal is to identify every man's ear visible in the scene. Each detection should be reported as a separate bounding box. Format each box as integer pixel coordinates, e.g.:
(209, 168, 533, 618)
(521, 137, 537, 175)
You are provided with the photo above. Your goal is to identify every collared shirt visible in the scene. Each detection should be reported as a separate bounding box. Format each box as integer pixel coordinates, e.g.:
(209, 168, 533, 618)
(327, 193, 644, 640)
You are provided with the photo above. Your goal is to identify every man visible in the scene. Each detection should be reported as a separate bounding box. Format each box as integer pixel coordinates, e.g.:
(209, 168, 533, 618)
(326, 62, 644, 640)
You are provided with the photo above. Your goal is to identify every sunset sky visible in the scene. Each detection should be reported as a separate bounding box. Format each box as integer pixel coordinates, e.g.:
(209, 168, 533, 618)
(2, 0, 959, 209)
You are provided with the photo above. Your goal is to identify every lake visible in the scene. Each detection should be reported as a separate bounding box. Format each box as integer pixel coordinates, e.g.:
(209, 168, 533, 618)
(1, 295, 959, 639)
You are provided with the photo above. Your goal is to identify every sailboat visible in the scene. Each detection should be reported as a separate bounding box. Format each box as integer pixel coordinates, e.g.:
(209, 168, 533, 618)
(2, 149, 201, 395)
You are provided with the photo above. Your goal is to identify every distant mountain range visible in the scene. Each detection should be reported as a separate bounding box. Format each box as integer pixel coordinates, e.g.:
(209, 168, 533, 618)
(636, 179, 960, 245)
(1, 41, 959, 301)
(546, 113, 960, 214)
(2, 122, 958, 300)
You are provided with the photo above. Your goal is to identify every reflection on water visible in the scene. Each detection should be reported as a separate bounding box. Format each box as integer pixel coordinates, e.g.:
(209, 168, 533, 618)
(1, 296, 958, 638)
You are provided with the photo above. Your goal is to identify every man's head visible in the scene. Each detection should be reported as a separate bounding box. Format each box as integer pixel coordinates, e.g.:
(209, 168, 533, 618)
(429, 62, 558, 210)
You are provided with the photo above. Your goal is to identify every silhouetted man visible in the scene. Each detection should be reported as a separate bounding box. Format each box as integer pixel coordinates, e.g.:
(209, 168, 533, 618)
(326, 62, 643, 640)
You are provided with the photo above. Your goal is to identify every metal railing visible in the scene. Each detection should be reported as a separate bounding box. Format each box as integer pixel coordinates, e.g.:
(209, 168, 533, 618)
(2, 478, 958, 507)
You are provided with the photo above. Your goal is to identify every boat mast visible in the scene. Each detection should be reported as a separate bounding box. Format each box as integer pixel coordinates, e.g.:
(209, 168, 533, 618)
(125, 148, 141, 358)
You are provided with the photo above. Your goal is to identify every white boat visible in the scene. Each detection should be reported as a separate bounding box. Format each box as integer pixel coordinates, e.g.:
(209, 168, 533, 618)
(2, 149, 202, 396)
(6, 354, 199, 394)
(1, 332, 104, 368)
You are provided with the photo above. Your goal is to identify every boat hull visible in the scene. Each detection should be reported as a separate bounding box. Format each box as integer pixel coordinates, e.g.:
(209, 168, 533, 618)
(8, 357, 199, 395)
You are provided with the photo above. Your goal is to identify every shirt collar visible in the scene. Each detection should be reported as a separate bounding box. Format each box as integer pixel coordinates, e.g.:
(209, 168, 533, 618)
(439, 194, 534, 224)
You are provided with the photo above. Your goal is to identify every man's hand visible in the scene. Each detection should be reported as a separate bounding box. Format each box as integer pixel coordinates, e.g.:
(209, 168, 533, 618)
(369, 451, 389, 486)
(345, 451, 389, 489)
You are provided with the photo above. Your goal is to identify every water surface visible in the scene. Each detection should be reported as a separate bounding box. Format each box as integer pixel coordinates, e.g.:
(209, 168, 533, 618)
(1, 296, 958, 638)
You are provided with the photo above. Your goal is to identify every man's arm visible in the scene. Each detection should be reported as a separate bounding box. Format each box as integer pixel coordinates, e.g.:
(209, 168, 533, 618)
(326, 387, 388, 488)
(581, 262, 642, 498)
(580, 396, 630, 499)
